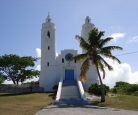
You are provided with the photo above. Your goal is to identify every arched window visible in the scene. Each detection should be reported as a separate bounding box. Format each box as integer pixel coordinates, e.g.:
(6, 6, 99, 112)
(48, 46, 50, 50)
(47, 62, 49, 66)
(47, 31, 50, 38)
(62, 58, 64, 63)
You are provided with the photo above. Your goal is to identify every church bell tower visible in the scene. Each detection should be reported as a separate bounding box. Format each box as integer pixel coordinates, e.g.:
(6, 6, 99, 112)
(40, 14, 56, 90)
(41, 14, 56, 69)
(81, 16, 95, 53)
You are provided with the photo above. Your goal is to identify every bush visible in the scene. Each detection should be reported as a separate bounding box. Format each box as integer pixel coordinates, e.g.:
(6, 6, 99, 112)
(115, 81, 129, 88)
(0, 74, 5, 85)
(133, 91, 138, 96)
(110, 88, 117, 94)
(88, 83, 109, 96)
(112, 81, 138, 95)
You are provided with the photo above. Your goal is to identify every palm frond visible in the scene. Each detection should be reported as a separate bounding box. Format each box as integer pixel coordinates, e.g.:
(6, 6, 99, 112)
(88, 28, 101, 45)
(98, 55, 113, 70)
(98, 62, 105, 79)
(73, 54, 87, 62)
(75, 35, 90, 50)
(97, 31, 105, 39)
(102, 46, 123, 51)
(103, 54, 121, 64)
(99, 49, 111, 55)
(99, 37, 113, 47)
(80, 59, 90, 82)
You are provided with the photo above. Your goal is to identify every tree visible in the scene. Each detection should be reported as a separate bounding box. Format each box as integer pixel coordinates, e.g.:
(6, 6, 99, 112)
(0, 54, 40, 85)
(115, 81, 129, 88)
(0, 73, 5, 85)
(73, 28, 122, 102)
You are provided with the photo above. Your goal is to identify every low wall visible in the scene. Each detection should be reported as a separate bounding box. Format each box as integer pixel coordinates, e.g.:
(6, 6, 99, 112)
(0, 85, 44, 93)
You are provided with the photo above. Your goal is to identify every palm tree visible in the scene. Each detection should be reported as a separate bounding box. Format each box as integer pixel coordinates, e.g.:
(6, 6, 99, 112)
(73, 28, 123, 102)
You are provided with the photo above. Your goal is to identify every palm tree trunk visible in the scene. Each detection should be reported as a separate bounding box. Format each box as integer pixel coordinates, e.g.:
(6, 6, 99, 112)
(95, 65, 105, 102)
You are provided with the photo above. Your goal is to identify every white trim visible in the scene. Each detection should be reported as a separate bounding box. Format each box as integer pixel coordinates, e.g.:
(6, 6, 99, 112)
(55, 76, 63, 101)
(77, 78, 85, 100)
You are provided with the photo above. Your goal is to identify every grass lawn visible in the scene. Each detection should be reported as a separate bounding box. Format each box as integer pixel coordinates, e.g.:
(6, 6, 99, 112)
(0, 93, 54, 115)
(98, 95, 138, 111)
(0, 93, 138, 115)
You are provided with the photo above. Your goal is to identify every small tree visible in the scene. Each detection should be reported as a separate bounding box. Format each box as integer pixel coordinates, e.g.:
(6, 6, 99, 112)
(88, 83, 109, 96)
(0, 54, 40, 85)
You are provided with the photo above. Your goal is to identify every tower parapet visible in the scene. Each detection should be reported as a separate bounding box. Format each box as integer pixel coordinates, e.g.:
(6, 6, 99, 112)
(81, 16, 95, 46)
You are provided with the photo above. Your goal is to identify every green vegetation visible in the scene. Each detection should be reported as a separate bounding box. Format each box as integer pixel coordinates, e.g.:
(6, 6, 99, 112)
(110, 81, 138, 95)
(73, 28, 122, 102)
(0, 74, 5, 85)
(0, 93, 54, 115)
(88, 83, 109, 96)
(53, 84, 58, 92)
(0, 54, 40, 85)
(98, 95, 138, 111)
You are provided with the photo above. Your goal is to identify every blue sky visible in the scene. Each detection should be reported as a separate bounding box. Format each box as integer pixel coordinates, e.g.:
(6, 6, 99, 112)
(0, 0, 138, 86)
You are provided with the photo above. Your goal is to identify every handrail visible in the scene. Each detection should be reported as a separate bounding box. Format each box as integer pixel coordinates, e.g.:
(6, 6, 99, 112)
(55, 77, 63, 101)
(77, 78, 85, 100)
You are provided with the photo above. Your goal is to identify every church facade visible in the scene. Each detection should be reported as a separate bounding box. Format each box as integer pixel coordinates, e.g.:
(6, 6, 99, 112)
(39, 15, 99, 91)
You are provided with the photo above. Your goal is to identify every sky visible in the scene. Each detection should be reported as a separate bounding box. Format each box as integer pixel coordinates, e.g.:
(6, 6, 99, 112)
(0, 0, 138, 87)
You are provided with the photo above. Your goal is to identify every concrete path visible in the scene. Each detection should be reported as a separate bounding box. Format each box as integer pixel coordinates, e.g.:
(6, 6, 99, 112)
(36, 105, 138, 115)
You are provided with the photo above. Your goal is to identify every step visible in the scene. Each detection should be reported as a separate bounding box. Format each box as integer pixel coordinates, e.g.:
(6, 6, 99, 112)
(58, 98, 90, 106)
(60, 80, 81, 99)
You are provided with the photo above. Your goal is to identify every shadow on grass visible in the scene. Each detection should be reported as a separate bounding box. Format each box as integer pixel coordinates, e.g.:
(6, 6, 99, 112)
(48, 93, 56, 99)
(46, 102, 108, 110)
(45, 98, 108, 109)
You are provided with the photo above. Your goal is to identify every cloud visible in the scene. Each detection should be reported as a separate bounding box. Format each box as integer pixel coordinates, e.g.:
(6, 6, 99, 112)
(128, 36, 138, 43)
(36, 48, 41, 58)
(103, 59, 138, 87)
(110, 33, 125, 42)
(35, 65, 40, 71)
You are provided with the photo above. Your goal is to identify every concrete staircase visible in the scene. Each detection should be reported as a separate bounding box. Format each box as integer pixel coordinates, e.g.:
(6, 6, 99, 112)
(60, 80, 80, 99)
(57, 80, 89, 106)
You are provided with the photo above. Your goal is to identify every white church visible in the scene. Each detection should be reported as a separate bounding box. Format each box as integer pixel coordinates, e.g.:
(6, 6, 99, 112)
(39, 14, 99, 96)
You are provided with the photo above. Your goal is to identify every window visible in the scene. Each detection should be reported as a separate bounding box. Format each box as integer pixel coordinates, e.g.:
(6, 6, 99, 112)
(62, 58, 64, 63)
(47, 31, 50, 38)
(48, 46, 50, 50)
(47, 62, 49, 66)
(65, 53, 73, 61)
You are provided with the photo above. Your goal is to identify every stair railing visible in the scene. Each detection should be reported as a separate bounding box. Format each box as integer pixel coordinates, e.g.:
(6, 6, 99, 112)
(77, 78, 85, 100)
(55, 76, 63, 102)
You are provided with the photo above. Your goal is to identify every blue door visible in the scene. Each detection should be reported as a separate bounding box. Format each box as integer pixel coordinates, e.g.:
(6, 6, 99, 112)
(65, 69, 74, 80)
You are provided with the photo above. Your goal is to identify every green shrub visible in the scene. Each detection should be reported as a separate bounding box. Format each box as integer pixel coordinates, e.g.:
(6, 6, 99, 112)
(112, 81, 138, 95)
(133, 91, 138, 96)
(115, 81, 129, 88)
(88, 83, 109, 96)
(53, 84, 58, 92)
(0, 74, 5, 85)
(110, 88, 117, 94)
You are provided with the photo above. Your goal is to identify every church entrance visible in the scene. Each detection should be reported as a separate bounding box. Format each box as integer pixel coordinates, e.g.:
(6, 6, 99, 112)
(65, 69, 74, 80)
